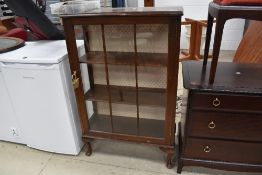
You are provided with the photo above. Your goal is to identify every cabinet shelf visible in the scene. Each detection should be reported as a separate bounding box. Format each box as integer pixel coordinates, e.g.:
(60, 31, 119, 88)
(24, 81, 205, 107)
(79, 51, 168, 67)
(89, 114, 165, 138)
(85, 84, 166, 107)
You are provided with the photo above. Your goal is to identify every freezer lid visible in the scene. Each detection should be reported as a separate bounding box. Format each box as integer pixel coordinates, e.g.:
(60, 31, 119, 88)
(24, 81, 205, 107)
(0, 40, 84, 64)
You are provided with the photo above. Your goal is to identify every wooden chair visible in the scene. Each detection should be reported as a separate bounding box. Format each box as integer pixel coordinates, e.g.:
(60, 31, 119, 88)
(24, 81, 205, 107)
(180, 18, 214, 61)
(203, 1, 262, 84)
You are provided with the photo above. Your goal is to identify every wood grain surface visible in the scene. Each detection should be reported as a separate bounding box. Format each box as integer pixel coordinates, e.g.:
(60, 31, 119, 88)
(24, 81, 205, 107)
(234, 21, 262, 64)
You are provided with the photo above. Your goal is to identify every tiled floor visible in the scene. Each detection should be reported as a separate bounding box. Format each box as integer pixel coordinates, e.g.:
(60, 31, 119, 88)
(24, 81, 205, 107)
(1, 140, 261, 175)
(1, 51, 260, 175)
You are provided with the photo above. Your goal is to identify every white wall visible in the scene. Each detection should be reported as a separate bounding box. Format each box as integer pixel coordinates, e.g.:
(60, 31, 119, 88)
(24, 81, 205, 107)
(127, 0, 144, 7)
(100, 0, 112, 7)
(155, 0, 245, 50)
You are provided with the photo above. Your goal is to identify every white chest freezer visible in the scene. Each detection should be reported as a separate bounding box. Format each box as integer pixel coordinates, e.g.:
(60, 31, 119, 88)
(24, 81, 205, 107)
(0, 65, 25, 144)
(0, 40, 84, 155)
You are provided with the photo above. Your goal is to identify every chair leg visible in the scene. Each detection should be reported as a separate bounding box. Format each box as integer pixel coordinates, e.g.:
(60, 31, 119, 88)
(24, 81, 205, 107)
(203, 13, 214, 66)
(209, 17, 226, 84)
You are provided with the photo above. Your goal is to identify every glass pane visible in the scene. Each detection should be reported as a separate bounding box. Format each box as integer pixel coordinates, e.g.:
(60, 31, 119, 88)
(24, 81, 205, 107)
(84, 25, 113, 133)
(90, 101, 113, 133)
(85, 23, 169, 138)
(137, 24, 168, 138)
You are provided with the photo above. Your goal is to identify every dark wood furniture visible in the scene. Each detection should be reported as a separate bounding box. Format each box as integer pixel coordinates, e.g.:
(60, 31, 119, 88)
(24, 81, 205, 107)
(0, 16, 16, 30)
(0, 37, 25, 53)
(177, 61, 262, 173)
(203, 2, 262, 84)
(144, 0, 154, 7)
(234, 21, 262, 64)
(61, 7, 183, 168)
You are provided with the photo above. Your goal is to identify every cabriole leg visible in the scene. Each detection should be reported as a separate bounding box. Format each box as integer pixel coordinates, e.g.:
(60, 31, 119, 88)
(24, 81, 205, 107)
(85, 142, 92, 156)
(160, 147, 175, 169)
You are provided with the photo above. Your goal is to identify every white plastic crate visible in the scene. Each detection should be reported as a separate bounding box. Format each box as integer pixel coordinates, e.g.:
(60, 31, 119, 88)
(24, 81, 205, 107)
(50, 0, 100, 15)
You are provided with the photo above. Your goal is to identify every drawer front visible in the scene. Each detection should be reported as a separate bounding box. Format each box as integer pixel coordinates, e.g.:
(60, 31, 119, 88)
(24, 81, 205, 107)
(191, 93, 262, 111)
(189, 111, 262, 141)
(184, 138, 262, 165)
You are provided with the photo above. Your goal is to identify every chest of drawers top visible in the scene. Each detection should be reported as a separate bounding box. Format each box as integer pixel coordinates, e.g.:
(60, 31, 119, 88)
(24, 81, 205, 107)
(183, 61, 262, 96)
(183, 61, 262, 113)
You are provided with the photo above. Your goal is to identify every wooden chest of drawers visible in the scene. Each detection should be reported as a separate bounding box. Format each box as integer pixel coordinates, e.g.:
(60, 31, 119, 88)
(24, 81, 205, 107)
(177, 61, 262, 173)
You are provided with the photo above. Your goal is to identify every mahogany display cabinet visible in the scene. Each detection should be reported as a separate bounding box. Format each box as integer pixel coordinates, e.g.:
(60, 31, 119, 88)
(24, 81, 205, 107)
(61, 7, 183, 168)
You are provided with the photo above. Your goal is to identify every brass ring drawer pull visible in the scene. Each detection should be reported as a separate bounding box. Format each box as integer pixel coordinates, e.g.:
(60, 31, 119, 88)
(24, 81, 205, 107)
(204, 146, 211, 153)
(208, 121, 216, 129)
(213, 98, 221, 107)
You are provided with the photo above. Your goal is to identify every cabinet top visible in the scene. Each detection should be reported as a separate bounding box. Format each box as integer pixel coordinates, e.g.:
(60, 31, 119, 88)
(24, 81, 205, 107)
(60, 7, 183, 18)
(182, 61, 262, 95)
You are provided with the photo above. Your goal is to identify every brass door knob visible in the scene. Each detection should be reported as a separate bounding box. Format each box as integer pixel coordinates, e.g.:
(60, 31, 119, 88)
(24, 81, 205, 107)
(213, 98, 221, 107)
(204, 145, 211, 153)
(208, 121, 216, 129)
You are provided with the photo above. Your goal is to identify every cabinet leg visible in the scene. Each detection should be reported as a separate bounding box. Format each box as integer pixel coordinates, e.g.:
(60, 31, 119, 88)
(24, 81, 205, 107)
(177, 122, 183, 173)
(160, 147, 175, 169)
(85, 142, 92, 156)
(166, 152, 174, 169)
(177, 160, 183, 174)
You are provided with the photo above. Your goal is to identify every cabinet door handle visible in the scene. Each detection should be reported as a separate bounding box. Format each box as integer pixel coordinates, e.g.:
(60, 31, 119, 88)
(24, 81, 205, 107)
(204, 145, 211, 153)
(212, 98, 221, 107)
(208, 121, 216, 129)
